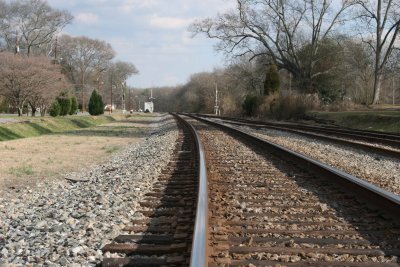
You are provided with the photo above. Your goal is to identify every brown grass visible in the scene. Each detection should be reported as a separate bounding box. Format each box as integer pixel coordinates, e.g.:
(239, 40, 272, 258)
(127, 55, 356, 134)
(0, 115, 155, 191)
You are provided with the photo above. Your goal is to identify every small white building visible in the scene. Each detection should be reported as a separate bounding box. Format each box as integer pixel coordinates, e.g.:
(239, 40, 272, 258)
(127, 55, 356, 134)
(144, 101, 154, 113)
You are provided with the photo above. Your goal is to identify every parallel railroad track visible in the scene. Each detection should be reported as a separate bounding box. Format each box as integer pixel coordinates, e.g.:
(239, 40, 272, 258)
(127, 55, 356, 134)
(101, 115, 200, 266)
(101, 114, 400, 266)
(197, 114, 400, 154)
(186, 114, 400, 266)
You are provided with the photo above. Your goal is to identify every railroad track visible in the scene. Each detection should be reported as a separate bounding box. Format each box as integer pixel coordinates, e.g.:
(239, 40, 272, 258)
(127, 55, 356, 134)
(197, 114, 400, 153)
(101, 114, 400, 266)
(101, 115, 202, 266)
(194, 115, 400, 196)
(187, 115, 400, 266)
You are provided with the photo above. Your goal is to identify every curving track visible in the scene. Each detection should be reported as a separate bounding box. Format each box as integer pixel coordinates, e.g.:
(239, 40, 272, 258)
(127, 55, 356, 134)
(188, 114, 400, 266)
(101, 115, 200, 266)
(101, 114, 400, 266)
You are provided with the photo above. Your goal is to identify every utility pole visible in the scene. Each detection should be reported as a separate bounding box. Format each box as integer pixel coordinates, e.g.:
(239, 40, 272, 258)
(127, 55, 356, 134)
(81, 72, 85, 112)
(15, 30, 19, 54)
(150, 89, 155, 101)
(122, 81, 127, 113)
(393, 76, 395, 106)
(110, 75, 113, 114)
(128, 88, 131, 111)
(54, 36, 58, 64)
(214, 83, 220, 116)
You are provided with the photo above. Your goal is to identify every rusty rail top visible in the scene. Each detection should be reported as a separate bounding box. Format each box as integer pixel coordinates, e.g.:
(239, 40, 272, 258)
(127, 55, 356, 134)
(174, 114, 208, 267)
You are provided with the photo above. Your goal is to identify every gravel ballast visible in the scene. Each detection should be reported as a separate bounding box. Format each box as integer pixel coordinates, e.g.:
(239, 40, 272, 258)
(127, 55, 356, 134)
(0, 115, 179, 266)
(229, 123, 400, 195)
(192, 119, 399, 265)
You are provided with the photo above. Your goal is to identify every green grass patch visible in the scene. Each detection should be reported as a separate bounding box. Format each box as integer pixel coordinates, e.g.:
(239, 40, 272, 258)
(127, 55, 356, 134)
(0, 115, 116, 141)
(307, 110, 400, 133)
(9, 165, 35, 177)
(102, 145, 122, 154)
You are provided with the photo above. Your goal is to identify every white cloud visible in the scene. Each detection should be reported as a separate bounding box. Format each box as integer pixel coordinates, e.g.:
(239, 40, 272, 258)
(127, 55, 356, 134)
(76, 13, 99, 24)
(149, 15, 192, 29)
(49, 0, 232, 87)
(120, 0, 158, 13)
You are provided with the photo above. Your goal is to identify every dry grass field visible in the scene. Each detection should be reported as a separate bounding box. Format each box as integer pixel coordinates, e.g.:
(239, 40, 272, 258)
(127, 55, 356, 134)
(0, 114, 158, 191)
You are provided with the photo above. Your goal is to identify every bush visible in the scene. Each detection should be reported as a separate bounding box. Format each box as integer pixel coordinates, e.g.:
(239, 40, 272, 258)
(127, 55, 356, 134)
(264, 64, 280, 96)
(69, 96, 78, 115)
(242, 94, 262, 117)
(88, 90, 104, 116)
(0, 97, 8, 113)
(57, 97, 71, 116)
(271, 92, 319, 120)
(49, 101, 61, 117)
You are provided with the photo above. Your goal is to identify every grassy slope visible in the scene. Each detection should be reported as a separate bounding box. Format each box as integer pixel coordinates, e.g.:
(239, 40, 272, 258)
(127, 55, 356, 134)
(307, 110, 400, 133)
(0, 116, 116, 141)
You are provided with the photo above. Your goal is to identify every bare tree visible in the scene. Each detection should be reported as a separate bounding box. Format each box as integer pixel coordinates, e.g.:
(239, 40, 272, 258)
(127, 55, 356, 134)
(0, 52, 69, 116)
(0, 0, 7, 50)
(0, 53, 33, 115)
(27, 62, 70, 116)
(355, 0, 400, 104)
(341, 39, 374, 104)
(0, 0, 14, 51)
(59, 35, 115, 111)
(190, 0, 355, 92)
(105, 61, 138, 108)
(0, 0, 72, 56)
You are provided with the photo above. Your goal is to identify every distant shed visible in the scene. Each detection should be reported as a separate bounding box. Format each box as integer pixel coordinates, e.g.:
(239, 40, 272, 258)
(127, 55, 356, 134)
(144, 101, 154, 113)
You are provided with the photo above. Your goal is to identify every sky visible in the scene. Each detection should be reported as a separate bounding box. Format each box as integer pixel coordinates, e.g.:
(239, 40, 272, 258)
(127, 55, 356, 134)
(47, 0, 235, 88)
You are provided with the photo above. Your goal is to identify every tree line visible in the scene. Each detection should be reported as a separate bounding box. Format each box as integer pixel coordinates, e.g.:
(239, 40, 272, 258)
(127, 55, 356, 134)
(1, 0, 398, 118)
(148, 0, 400, 118)
(0, 0, 138, 116)
(191, 0, 400, 105)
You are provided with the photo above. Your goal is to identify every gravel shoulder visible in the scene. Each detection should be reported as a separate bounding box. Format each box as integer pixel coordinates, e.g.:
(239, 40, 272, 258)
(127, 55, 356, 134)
(0, 114, 179, 266)
(230, 123, 400, 196)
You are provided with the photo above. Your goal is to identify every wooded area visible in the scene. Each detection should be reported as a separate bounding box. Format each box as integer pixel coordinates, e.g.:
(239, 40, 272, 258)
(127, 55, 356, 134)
(150, 0, 400, 118)
(0, 0, 399, 118)
(0, 0, 138, 116)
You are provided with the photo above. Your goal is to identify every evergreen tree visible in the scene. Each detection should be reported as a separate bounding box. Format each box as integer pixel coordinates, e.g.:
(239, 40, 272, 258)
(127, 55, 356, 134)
(49, 101, 61, 117)
(69, 96, 78, 115)
(264, 64, 280, 96)
(242, 94, 261, 117)
(57, 95, 71, 116)
(88, 90, 104, 116)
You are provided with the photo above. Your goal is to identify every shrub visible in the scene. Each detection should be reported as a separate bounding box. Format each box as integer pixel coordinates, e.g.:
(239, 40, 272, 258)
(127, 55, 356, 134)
(69, 96, 78, 115)
(271, 92, 319, 120)
(0, 97, 8, 113)
(88, 90, 104, 116)
(264, 64, 280, 96)
(242, 94, 262, 117)
(49, 101, 61, 117)
(57, 97, 71, 116)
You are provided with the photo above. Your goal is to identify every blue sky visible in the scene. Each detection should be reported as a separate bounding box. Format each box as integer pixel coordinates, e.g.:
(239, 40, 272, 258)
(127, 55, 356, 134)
(47, 0, 235, 88)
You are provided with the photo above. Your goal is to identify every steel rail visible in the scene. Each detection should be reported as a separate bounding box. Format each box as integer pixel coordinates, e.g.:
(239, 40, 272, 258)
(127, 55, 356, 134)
(202, 113, 400, 139)
(172, 113, 208, 267)
(217, 119, 400, 159)
(198, 114, 400, 147)
(186, 113, 400, 219)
